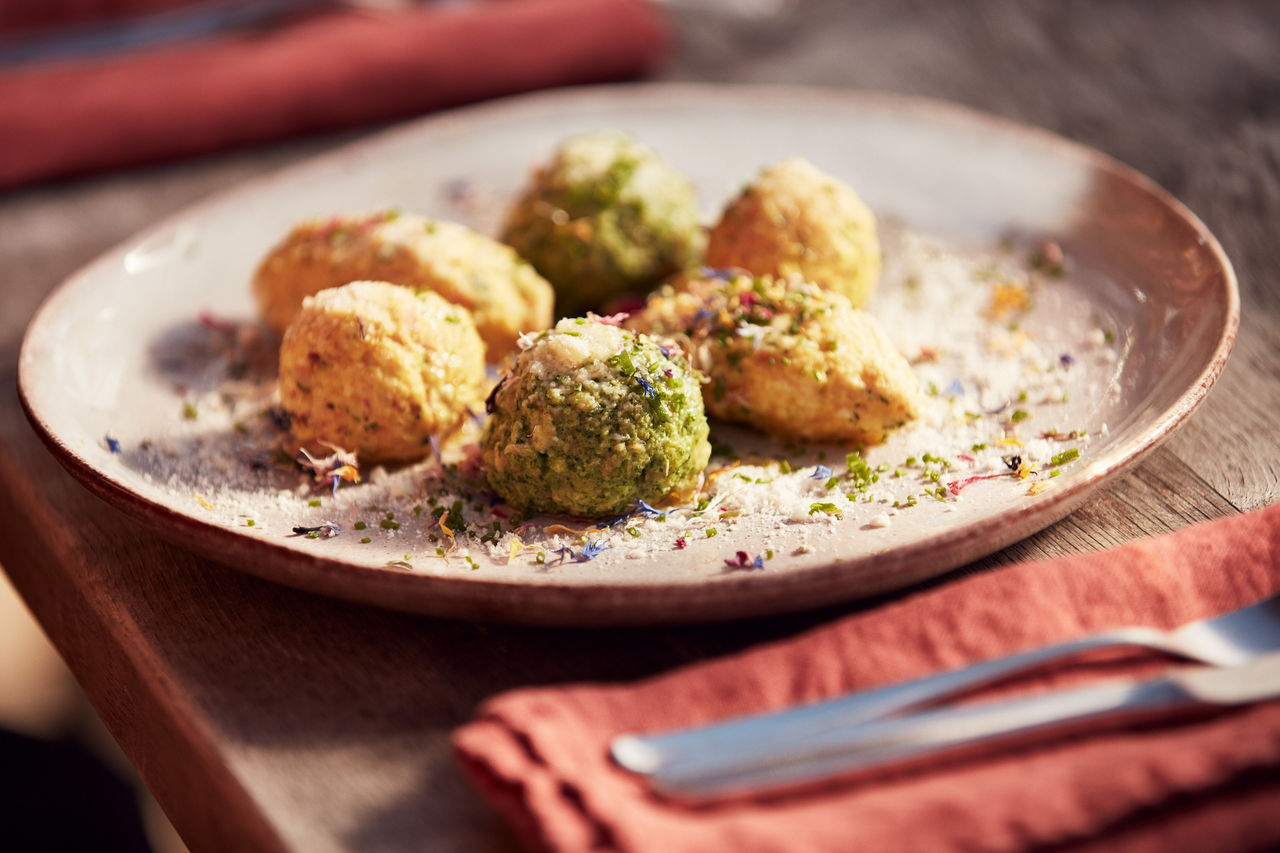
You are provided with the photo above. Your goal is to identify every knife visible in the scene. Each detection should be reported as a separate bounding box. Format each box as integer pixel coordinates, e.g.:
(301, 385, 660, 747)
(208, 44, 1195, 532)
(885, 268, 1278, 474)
(611, 652, 1280, 799)
(0, 1, 394, 67)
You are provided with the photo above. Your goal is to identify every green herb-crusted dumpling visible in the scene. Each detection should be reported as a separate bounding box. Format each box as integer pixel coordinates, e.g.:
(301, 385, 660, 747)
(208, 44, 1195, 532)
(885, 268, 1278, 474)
(500, 131, 703, 315)
(279, 281, 486, 462)
(482, 317, 711, 518)
(707, 158, 881, 308)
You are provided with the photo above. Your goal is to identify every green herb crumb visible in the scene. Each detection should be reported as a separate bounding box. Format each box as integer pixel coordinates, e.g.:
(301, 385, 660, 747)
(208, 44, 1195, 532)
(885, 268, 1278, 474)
(1050, 447, 1081, 466)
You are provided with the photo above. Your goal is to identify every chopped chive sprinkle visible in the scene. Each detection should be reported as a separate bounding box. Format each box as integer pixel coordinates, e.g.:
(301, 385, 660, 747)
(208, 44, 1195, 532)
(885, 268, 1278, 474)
(380, 519, 400, 530)
(307, 499, 321, 507)
(1050, 447, 1081, 466)
(706, 528, 718, 538)
(1011, 409, 1030, 422)
(354, 521, 367, 530)
(245, 519, 255, 527)
(360, 537, 372, 544)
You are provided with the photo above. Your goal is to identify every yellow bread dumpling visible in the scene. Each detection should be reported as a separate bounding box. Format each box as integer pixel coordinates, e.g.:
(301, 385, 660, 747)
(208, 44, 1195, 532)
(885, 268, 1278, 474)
(254, 210, 553, 360)
(278, 281, 486, 462)
(706, 158, 881, 308)
(629, 271, 920, 444)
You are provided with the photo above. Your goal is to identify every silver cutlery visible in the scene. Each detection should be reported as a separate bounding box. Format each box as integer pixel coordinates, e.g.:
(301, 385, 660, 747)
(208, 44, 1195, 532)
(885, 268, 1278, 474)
(0, 1, 413, 66)
(614, 651, 1280, 799)
(612, 593, 1280, 790)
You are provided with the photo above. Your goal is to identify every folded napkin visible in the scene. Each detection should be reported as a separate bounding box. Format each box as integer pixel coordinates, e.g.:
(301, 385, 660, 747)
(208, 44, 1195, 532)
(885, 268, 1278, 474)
(0, 0, 666, 189)
(454, 502, 1280, 853)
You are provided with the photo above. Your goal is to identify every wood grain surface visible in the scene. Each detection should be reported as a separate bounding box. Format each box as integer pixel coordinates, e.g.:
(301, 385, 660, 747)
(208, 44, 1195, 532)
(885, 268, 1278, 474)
(2, 2, 1278, 851)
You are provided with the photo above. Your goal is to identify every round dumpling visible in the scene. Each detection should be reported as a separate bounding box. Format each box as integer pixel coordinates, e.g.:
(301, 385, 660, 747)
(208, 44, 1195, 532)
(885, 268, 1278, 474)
(279, 281, 486, 462)
(254, 210, 553, 360)
(706, 158, 881, 308)
(629, 271, 920, 444)
(482, 317, 710, 517)
(500, 131, 703, 315)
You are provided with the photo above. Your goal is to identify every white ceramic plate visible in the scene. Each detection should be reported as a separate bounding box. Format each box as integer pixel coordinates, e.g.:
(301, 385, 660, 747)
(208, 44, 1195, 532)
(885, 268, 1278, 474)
(19, 84, 1237, 625)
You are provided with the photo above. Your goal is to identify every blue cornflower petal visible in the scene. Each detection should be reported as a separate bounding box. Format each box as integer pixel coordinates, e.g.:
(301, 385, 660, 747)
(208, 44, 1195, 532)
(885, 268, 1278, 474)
(579, 540, 612, 561)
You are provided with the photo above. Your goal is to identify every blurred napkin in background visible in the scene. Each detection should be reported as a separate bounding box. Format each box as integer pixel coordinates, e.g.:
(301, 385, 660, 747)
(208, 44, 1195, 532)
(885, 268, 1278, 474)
(0, 0, 667, 189)
(454, 503, 1280, 853)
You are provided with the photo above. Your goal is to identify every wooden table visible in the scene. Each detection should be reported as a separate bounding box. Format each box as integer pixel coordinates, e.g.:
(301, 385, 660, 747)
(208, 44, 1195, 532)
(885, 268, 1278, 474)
(3, 3, 1277, 851)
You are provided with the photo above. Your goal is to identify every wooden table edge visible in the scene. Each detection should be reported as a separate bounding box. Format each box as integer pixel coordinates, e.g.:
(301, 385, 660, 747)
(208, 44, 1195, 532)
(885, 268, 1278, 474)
(0, 445, 289, 853)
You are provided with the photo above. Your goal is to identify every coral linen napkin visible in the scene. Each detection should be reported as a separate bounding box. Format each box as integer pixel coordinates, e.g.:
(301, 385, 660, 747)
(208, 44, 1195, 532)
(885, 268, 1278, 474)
(0, 0, 666, 189)
(454, 503, 1280, 852)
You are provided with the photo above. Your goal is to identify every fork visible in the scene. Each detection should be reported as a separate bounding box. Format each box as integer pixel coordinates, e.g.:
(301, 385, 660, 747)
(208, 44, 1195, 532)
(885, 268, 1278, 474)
(611, 593, 1280, 781)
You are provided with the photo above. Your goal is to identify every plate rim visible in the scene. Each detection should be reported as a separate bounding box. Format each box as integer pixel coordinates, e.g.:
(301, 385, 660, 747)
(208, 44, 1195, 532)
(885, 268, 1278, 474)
(17, 82, 1241, 625)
